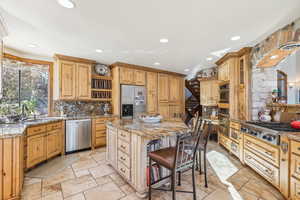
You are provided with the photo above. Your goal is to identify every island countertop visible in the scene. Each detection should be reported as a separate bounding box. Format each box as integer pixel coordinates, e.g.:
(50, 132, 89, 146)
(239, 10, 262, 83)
(107, 119, 190, 139)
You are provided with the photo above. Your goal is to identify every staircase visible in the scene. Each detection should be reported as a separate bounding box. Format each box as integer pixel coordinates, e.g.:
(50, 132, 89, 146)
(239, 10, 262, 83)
(185, 78, 202, 124)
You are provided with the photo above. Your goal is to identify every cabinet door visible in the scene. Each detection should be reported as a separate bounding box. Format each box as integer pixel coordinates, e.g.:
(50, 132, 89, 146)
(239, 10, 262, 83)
(27, 134, 46, 168)
(147, 72, 158, 113)
(169, 104, 182, 121)
(218, 62, 229, 82)
(77, 63, 91, 99)
(158, 103, 169, 120)
(60, 61, 76, 99)
(46, 130, 61, 159)
(158, 74, 169, 102)
(134, 70, 146, 85)
(120, 67, 134, 84)
(107, 127, 117, 168)
(290, 177, 300, 200)
(210, 80, 219, 105)
(169, 76, 181, 103)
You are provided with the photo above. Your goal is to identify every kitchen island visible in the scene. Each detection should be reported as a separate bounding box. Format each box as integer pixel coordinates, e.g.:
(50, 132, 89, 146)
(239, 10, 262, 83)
(106, 119, 190, 197)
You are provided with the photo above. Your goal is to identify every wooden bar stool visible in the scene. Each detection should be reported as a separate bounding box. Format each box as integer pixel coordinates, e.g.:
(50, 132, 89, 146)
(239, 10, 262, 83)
(148, 122, 212, 200)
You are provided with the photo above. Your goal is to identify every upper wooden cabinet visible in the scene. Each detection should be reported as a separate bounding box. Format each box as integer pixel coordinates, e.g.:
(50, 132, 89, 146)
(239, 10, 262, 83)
(120, 67, 146, 85)
(134, 70, 146, 85)
(169, 76, 182, 103)
(76, 63, 92, 99)
(147, 72, 158, 113)
(53, 54, 95, 100)
(158, 74, 169, 102)
(218, 62, 230, 82)
(60, 61, 76, 99)
(120, 67, 134, 84)
(200, 80, 219, 106)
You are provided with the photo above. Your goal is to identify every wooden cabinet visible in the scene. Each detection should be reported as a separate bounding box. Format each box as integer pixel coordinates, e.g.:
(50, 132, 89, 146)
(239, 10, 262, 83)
(169, 76, 181, 103)
(106, 126, 118, 168)
(200, 80, 219, 106)
(92, 117, 114, 148)
(120, 67, 146, 85)
(169, 104, 182, 121)
(134, 70, 146, 85)
(120, 67, 134, 84)
(147, 72, 158, 113)
(54, 54, 95, 100)
(27, 133, 46, 169)
(158, 103, 170, 120)
(290, 140, 300, 199)
(218, 62, 229, 82)
(158, 74, 169, 102)
(76, 63, 91, 99)
(26, 121, 63, 169)
(0, 137, 24, 200)
(291, 177, 300, 200)
(46, 130, 61, 159)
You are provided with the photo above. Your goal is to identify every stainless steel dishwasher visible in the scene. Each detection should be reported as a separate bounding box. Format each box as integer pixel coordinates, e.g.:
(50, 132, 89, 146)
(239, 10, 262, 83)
(66, 119, 91, 153)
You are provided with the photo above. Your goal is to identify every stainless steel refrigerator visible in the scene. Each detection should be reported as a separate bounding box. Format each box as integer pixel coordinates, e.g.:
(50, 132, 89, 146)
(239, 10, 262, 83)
(121, 85, 146, 119)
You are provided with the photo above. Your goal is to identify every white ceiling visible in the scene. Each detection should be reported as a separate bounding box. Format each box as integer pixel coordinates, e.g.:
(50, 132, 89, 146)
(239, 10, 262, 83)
(1, 0, 300, 74)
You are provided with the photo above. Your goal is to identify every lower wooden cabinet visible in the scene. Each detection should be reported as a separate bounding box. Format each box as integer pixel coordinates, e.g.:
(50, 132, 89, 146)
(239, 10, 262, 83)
(158, 103, 182, 121)
(26, 121, 63, 169)
(0, 136, 24, 200)
(92, 117, 114, 148)
(291, 177, 300, 200)
(106, 126, 118, 168)
(27, 134, 47, 169)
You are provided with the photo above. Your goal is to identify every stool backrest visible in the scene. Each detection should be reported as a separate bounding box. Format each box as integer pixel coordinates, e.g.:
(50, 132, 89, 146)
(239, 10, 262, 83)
(174, 121, 212, 171)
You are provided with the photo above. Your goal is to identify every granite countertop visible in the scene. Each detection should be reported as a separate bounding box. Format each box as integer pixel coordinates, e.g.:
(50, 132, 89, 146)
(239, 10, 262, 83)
(283, 132, 300, 142)
(107, 119, 190, 139)
(0, 114, 118, 138)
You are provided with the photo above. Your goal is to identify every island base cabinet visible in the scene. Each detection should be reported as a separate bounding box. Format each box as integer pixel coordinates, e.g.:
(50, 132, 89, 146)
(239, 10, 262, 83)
(291, 177, 300, 200)
(106, 126, 117, 169)
(0, 136, 24, 200)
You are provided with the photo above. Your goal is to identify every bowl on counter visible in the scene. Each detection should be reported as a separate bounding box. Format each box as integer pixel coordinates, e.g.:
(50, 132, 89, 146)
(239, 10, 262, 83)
(139, 114, 162, 123)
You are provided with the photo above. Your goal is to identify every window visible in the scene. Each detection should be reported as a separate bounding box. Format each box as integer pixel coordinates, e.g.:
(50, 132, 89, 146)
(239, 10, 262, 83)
(277, 70, 287, 102)
(0, 57, 50, 117)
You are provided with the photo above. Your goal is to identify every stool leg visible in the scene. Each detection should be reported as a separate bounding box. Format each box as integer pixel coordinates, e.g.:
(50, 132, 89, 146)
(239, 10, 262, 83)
(192, 164, 197, 200)
(204, 149, 208, 188)
(199, 150, 202, 175)
(171, 170, 176, 200)
(177, 171, 181, 186)
(149, 158, 152, 200)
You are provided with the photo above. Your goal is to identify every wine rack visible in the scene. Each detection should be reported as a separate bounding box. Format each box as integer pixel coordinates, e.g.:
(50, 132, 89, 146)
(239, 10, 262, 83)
(91, 75, 112, 101)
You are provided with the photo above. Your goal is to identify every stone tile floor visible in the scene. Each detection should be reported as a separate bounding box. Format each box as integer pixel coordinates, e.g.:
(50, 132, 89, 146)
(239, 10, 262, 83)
(21, 142, 285, 200)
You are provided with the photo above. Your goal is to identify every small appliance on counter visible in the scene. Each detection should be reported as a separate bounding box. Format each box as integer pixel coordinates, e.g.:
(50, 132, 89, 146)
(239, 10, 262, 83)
(121, 85, 146, 119)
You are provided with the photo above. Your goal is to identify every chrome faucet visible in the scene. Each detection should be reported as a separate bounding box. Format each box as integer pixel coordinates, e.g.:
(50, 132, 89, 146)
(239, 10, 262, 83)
(21, 104, 29, 120)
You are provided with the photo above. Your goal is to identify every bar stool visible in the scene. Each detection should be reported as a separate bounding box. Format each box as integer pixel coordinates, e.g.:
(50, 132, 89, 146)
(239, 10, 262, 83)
(148, 122, 212, 200)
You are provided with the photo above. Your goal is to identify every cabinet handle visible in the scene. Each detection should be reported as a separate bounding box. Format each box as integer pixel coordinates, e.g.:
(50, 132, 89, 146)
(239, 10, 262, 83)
(298, 147, 300, 151)
(3, 171, 6, 176)
(121, 145, 126, 149)
(120, 168, 126, 173)
(265, 151, 272, 156)
(121, 157, 126, 161)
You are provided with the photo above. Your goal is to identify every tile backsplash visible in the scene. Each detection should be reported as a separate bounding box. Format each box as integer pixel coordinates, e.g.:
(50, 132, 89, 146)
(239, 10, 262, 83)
(53, 101, 111, 116)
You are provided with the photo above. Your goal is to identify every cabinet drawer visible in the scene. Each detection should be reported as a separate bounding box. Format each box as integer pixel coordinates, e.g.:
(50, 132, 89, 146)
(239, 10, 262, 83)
(118, 130, 131, 143)
(219, 134, 230, 150)
(118, 150, 130, 168)
(118, 162, 130, 181)
(95, 136, 106, 147)
(291, 154, 300, 180)
(291, 140, 300, 156)
(118, 139, 130, 155)
(230, 121, 240, 130)
(95, 130, 106, 138)
(244, 135, 279, 167)
(244, 150, 279, 188)
(230, 141, 240, 158)
(95, 123, 106, 131)
(46, 122, 62, 131)
(95, 118, 106, 124)
(27, 125, 46, 136)
(291, 177, 300, 200)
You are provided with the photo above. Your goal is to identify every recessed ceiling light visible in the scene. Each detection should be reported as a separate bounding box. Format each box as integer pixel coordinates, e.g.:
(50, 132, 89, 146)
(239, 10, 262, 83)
(154, 62, 160, 66)
(270, 55, 279, 60)
(95, 49, 103, 53)
(28, 44, 37, 48)
(159, 38, 168, 43)
(206, 57, 213, 61)
(184, 69, 190, 72)
(57, 0, 75, 8)
(231, 36, 241, 41)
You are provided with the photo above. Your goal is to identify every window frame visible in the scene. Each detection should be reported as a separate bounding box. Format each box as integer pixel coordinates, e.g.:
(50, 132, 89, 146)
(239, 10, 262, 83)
(277, 70, 288, 101)
(3, 53, 54, 116)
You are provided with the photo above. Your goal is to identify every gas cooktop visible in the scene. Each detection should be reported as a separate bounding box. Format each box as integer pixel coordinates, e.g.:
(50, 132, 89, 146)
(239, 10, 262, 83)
(246, 121, 300, 132)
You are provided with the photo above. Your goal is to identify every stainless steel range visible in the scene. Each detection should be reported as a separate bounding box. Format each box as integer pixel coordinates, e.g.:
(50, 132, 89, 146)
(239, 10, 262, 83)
(241, 121, 300, 146)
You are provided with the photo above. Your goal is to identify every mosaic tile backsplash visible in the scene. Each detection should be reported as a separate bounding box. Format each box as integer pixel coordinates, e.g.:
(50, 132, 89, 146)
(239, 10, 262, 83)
(53, 101, 112, 116)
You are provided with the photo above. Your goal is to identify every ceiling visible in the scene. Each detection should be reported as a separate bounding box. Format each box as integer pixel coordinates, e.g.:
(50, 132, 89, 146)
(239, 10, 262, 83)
(1, 0, 300, 74)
